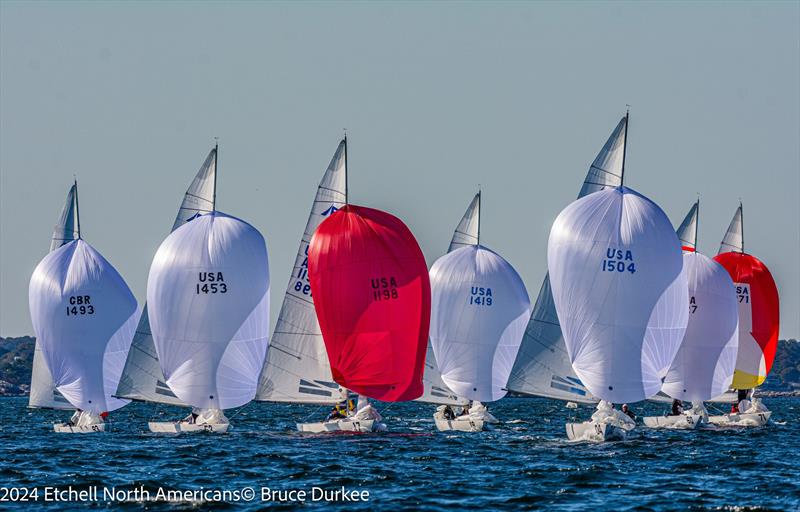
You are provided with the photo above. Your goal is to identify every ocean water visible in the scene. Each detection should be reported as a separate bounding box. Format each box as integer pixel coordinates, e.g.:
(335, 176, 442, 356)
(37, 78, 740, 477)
(0, 396, 797, 510)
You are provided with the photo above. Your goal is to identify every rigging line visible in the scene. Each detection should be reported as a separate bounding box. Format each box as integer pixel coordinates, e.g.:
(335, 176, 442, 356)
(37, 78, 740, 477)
(588, 165, 621, 178)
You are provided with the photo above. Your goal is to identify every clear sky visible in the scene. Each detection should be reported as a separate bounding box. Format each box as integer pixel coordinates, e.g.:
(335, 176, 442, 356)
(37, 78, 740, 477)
(1, 2, 798, 338)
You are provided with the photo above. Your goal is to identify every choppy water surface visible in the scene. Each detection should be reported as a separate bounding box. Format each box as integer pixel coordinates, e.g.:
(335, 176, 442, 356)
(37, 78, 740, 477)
(1, 397, 797, 510)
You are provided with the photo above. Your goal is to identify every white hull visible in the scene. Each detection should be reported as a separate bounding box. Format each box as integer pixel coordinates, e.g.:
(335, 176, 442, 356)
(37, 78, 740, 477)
(643, 415, 701, 429)
(708, 411, 771, 427)
(296, 418, 381, 433)
(148, 421, 230, 433)
(566, 421, 627, 442)
(435, 417, 486, 432)
(54, 422, 106, 433)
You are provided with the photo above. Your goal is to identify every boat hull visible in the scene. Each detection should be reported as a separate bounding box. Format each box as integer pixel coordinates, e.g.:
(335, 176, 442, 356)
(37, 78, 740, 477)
(643, 415, 701, 429)
(435, 417, 486, 432)
(148, 422, 230, 433)
(708, 411, 771, 427)
(296, 418, 381, 433)
(566, 421, 627, 442)
(53, 423, 106, 433)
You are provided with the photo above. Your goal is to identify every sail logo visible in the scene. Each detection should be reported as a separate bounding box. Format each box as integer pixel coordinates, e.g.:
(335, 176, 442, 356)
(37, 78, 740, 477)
(601, 248, 636, 274)
(689, 296, 698, 314)
(371, 277, 399, 301)
(469, 286, 493, 306)
(736, 284, 750, 304)
(321, 205, 339, 217)
(195, 272, 228, 294)
(66, 295, 95, 316)
(293, 244, 312, 297)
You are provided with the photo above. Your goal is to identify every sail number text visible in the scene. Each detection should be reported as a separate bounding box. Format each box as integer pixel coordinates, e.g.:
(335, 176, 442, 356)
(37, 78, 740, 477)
(469, 286, 493, 306)
(196, 272, 227, 294)
(293, 245, 312, 297)
(689, 296, 698, 314)
(736, 285, 750, 304)
(601, 248, 636, 274)
(66, 295, 94, 316)
(372, 277, 399, 301)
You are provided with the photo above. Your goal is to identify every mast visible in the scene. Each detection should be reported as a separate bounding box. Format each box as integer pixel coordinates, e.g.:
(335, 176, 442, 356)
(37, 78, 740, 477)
(212, 140, 218, 211)
(739, 200, 743, 252)
(694, 198, 699, 250)
(344, 133, 349, 205)
(620, 108, 629, 186)
(477, 188, 482, 245)
(74, 178, 81, 239)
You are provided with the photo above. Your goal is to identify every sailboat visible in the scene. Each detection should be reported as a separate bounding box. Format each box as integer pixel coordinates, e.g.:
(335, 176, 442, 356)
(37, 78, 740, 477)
(505, 117, 628, 405)
(252, 140, 350, 431)
(429, 192, 530, 432)
(548, 113, 689, 442)
(707, 203, 779, 427)
(115, 148, 217, 408)
(145, 148, 270, 434)
(29, 181, 140, 433)
(307, 152, 431, 432)
(643, 200, 739, 429)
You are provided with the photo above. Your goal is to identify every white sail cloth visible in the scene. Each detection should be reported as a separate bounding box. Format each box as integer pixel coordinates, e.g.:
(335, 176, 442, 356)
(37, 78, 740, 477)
(430, 245, 531, 402)
(718, 204, 744, 254)
(29, 240, 139, 413)
(662, 252, 739, 402)
(548, 186, 688, 404)
(147, 211, 270, 410)
(256, 141, 347, 404)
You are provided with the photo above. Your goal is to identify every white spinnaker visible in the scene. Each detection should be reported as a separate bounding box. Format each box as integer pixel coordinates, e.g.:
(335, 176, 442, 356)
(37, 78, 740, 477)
(662, 252, 739, 402)
(430, 245, 531, 402)
(547, 186, 688, 404)
(29, 240, 139, 413)
(147, 212, 270, 410)
(115, 148, 216, 405)
(506, 117, 626, 402)
(255, 141, 347, 404)
(30, 184, 82, 410)
(718, 204, 744, 254)
(677, 201, 699, 252)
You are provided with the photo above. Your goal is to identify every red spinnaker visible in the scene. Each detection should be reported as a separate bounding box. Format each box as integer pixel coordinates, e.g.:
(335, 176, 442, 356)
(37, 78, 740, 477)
(308, 205, 430, 401)
(714, 251, 780, 387)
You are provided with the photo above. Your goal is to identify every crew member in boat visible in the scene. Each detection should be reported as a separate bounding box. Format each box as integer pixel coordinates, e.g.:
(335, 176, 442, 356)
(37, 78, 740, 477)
(621, 404, 636, 420)
(670, 399, 684, 416)
(67, 408, 82, 426)
(182, 407, 201, 424)
(443, 405, 456, 420)
(325, 402, 347, 421)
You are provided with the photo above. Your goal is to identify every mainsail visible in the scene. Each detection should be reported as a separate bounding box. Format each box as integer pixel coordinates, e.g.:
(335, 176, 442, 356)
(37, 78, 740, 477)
(308, 205, 430, 402)
(29, 182, 80, 410)
(430, 244, 530, 402)
(714, 204, 780, 389)
(115, 148, 216, 405)
(29, 239, 139, 413)
(147, 212, 270, 410)
(547, 186, 689, 404)
(506, 117, 626, 402)
(255, 141, 347, 404)
(662, 201, 739, 402)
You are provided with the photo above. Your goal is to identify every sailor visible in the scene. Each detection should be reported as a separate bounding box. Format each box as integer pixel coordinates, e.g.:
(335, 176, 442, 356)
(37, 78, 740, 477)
(182, 407, 200, 424)
(67, 409, 82, 426)
(325, 402, 347, 421)
(621, 404, 636, 420)
(671, 399, 683, 416)
(460, 402, 471, 417)
(347, 399, 356, 416)
(443, 405, 456, 420)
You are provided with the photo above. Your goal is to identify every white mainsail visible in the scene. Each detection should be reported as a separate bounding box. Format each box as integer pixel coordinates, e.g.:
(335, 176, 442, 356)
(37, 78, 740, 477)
(255, 141, 347, 404)
(147, 212, 270, 410)
(29, 239, 139, 413)
(447, 193, 480, 252)
(718, 203, 744, 254)
(430, 245, 531, 402)
(547, 186, 689, 404)
(506, 117, 626, 402)
(29, 182, 80, 410)
(115, 148, 216, 405)
(663, 202, 739, 402)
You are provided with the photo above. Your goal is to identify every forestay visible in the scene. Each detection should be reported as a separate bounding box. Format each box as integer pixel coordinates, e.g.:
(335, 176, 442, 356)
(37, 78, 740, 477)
(115, 148, 216, 405)
(714, 205, 779, 389)
(30, 183, 81, 410)
(547, 186, 688, 404)
(309, 205, 430, 402)
(147, 212, 270, 410)
(430, 245, 530, 402)
(29, 240, 139, 413)
(506, 117, 626, 402)
(255, 141, 347, 404)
